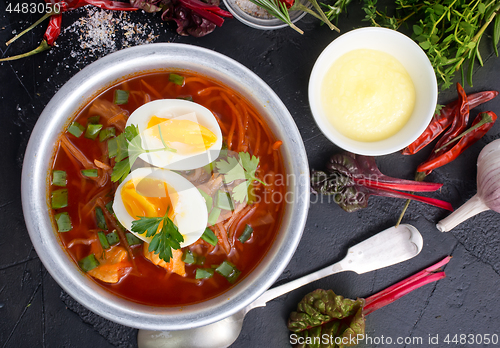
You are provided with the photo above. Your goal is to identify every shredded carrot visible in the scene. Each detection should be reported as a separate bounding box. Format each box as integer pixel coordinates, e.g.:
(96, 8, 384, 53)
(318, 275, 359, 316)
(96, 198, 135, 266)
(223, 203, 247, 231)
(221, 93, 245, 152)
(94, 159, 112, 171)
(59, 140, 82, 172)
(229, 205, 258, 243)
(107, 112, 127, 125)
(226, 109, 237, 151)
(198, 86, 235, 97)
(210, 110, 228, 134)
(239, 101, 249, 152)
(60, 135, 95, 169)
(215, 222, 231, 254)
(141, 79, 163, 99)
(253, 117, 261, 156)
(184, 77, 211, 86)
(272, 140, 283, 150)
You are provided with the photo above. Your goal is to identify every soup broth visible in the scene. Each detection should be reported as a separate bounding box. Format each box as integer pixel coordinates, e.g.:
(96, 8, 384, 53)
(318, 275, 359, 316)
(50, 71, 286, 306)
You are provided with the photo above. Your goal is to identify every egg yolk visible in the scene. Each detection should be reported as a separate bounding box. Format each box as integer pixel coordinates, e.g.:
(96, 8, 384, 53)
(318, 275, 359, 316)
(147, 116, 217, 154)
(120, 177, 177, 221)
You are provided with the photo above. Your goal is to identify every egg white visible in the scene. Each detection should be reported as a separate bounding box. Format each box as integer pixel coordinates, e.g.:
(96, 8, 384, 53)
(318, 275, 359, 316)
(126, 99, 222, 170)
(113, 167, 208, 248)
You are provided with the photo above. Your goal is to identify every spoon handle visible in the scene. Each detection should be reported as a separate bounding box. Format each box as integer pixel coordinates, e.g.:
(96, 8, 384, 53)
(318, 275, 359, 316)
(249, 224, 422, 310)
(250, 259, 348, 309)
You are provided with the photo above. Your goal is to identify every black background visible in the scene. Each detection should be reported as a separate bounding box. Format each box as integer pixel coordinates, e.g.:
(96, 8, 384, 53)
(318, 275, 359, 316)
(2, 1, 500, 347)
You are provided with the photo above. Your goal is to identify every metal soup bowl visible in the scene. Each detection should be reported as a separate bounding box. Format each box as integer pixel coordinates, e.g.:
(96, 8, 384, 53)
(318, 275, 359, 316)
(21, 43, 309, 331)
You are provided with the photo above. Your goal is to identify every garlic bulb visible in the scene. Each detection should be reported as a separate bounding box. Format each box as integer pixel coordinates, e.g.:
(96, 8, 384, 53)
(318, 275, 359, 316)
(436, 139, 500, 232)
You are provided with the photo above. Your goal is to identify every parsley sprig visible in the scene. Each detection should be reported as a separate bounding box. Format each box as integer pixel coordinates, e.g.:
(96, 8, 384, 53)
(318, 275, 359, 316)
(109, 124, 177, 182)
(131, 208, 184, 263)
(362, 0, 500, 89)
(216, 152, 266, 204)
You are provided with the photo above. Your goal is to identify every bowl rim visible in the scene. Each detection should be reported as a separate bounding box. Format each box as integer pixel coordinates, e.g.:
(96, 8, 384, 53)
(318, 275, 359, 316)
(21, 43, 310, 330)
(308, 27, 438, 156)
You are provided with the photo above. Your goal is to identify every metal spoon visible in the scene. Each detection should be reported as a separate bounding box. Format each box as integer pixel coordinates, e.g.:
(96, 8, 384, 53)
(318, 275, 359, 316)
(138, 224, 423, 348)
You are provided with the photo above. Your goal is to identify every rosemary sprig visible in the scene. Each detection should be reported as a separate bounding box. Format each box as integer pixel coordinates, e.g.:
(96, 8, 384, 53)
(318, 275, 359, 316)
(249, 0, 304, 33)
(249, 0, 340, 33)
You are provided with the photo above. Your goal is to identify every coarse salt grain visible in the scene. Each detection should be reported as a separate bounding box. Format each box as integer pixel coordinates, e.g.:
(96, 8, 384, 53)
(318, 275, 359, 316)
(234, 0, 272, 18)
(63, 7, 160, 58)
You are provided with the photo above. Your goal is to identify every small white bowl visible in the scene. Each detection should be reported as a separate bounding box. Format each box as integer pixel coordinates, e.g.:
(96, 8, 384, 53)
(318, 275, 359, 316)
(309, 27, 438, 156)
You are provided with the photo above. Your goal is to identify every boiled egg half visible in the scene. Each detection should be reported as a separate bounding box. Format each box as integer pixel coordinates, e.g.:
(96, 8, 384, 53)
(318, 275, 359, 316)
(112, 167, 208, 247)
(126, 99, 222, 170)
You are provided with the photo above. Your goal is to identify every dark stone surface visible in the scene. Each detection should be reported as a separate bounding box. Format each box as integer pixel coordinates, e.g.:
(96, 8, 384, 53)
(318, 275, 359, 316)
(1, 2, 500, 348)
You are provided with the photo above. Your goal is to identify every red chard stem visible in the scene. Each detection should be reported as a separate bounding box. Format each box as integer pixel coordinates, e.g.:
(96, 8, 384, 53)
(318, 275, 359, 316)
(363, 256, 451, 315)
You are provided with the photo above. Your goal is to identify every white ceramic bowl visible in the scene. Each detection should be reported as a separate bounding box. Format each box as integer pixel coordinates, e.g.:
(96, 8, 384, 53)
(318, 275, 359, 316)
(309, 27, 438, 156)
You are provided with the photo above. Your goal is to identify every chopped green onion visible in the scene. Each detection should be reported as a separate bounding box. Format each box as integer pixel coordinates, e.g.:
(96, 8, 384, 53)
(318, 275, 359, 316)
(202, 162, 214, 175)
(169, 73, 185, 86)
(105, 200, 114, 214)
(126, 232, 142, 246)
(196, 255, 206, 266)
(201, 228, 218, 246)
(87, 115, 100, 124)
(98, 231, 110, 249)
(215, 261, 241, 284)
(238, 224, 254, 244)
(51, 189, 68, 209)
(99, 127, 116, 142)
(106, 230, 119, 246)
(67, 122, 85, 138)
(78, 254, 100, 272)
(216, 191, 233, 211)
(196, 268, 214, 279)
(198, 189, 213, 213)
(52, 170, 66, 187)
(81, 169, 98, 177)
(182, 250, 196, 264)
(207, 207, 221, 226)
(177, 96, 193, 101)
(95, 207, 107, 230)
(114, 89, 129, 105)
(84, 123, 103, 140)
(55, 212, 72, 232)
(107, 137, 118, 158)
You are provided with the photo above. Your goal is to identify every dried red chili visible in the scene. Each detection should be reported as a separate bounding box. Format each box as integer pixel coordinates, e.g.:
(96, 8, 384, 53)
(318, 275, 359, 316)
(0, 1, 137, 62)
(402, 88, 499, 155)
(417, 111, 497, 173)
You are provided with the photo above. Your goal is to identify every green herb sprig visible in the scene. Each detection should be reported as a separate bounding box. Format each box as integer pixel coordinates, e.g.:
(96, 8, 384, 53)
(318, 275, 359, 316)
(362, 0, 500, 89)
(131, 208, 184, 263)
(109, 124, 177, 182)
(321, 0, 352, 25)
(216, 152, 265, 204)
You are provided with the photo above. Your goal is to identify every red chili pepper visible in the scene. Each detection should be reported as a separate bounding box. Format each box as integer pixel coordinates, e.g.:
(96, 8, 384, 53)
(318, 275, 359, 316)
(416, 83, 470, 174)
(402, 89, 499, 155)
(280, 0, 295, 9)
(44, 13, 63, 46)
(417, 111, 497, 173)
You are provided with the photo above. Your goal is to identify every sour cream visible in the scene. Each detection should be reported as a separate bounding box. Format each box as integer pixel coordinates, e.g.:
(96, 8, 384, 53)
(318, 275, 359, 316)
(321, 49, 416, 142)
